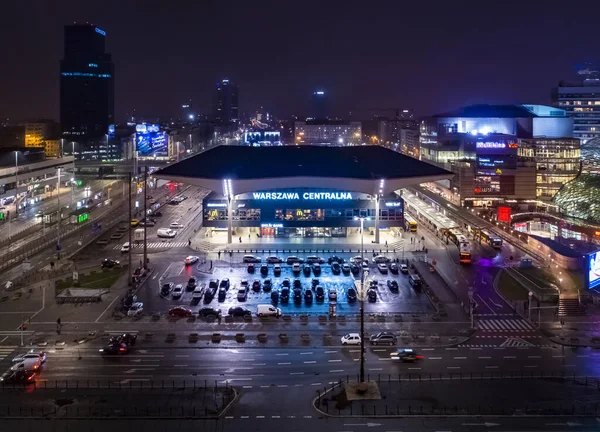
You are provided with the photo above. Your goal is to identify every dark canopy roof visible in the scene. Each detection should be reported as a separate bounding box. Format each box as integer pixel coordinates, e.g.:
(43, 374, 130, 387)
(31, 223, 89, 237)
(434, 104, 537, 119)
(154, 145, 453, 196)
(157, 145, 449, 180)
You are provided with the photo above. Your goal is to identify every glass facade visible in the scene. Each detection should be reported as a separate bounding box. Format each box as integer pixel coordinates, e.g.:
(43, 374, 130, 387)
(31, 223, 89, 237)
(553, 174, 600, 224)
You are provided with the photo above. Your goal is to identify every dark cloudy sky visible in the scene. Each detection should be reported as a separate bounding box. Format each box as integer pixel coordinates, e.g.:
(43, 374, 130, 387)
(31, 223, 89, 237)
(1, 0, 598, 122)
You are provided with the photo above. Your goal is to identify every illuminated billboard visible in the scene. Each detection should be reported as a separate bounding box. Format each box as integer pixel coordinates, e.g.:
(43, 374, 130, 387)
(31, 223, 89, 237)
(497, 206, 511, 223)
(136, 131, 167, 156)
(588, 251, 600, 290)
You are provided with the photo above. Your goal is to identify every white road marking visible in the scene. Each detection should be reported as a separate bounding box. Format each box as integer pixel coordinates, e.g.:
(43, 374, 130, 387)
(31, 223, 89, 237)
(252, 363, 266, 366)
(278, 362, 291, 365)
(330, 369, 344, 373)
(454, 357, 467, 360)
(445, 348, 457, 351)
(290, 372, 304, 375)
(368, 368, 383, 371)
(429, 357, 442, 360)
(478, 356, 491, 359)
(300, 352, 314, 355)
(325, 351, 338, 354)
(328, 359, 342, 363)
(276, 353, 289, 356)
(311, 382, 322, 386)
(304, 361, 316, 364)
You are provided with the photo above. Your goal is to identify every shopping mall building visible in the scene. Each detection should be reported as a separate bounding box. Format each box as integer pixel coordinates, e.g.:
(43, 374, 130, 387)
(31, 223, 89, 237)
(155, 145, 452, 243)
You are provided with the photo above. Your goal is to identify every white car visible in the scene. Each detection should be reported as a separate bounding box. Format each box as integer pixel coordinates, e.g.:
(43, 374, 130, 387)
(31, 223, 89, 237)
(172, 284, 184, 299)
(341, 333, 362, 346)
(184, 256, 199, 265)
(266, 256, 283, 264)
(400, 263, 409, 274)
(10, 357, 42, 372)
(350, 256, 364, 264)
(121, 242, 130, 253)
(170, 222, 184, 229)
(127, 302, 144, 316)
(374, 255, 390, 264)
(292, 263, 301, 273)
(12, 349, 47, 365)
(377, 263, 388, 274)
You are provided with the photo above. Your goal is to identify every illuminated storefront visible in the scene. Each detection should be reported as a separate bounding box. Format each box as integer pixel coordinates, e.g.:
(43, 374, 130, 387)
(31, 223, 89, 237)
(203, 188, 404, 238)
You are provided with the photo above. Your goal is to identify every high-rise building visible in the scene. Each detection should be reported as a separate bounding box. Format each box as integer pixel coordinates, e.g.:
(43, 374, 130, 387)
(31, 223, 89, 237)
(294, 120, 361, 146)
(553, 68, 600, 144)
(60, 24, 114, 139)
(214, 79, 239, 127)
(311, 90, 328, 120)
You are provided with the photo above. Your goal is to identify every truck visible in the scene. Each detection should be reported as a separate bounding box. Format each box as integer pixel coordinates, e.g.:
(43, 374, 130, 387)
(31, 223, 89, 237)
(134, 228, 145, 243)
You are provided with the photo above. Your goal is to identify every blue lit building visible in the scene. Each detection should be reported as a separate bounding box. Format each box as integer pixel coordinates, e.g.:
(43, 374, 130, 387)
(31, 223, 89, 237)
(60, 24, 114, 142)
(420, 104, 580, 205)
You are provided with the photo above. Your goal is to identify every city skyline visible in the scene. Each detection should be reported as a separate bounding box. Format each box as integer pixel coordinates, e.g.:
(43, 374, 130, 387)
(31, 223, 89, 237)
(1, 1, 599, 122)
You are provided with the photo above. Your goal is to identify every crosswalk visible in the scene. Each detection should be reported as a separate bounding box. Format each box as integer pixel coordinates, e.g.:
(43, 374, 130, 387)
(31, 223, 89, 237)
(112, 242, 189, 250)
(0, 346, 17, 363)
(476, 318, 535, 332)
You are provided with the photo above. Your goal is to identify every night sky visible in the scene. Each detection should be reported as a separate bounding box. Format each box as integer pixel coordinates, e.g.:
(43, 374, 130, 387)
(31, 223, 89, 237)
(1, 0, 599, 122)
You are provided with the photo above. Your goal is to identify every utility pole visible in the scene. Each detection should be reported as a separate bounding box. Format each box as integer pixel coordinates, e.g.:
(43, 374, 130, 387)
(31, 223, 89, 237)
(359, 217, 365, 383)
(143, 165, 148, 270)
(14, 151, 18, 217)
(128, 172, 133, 285)
(56, 167, 61, 259)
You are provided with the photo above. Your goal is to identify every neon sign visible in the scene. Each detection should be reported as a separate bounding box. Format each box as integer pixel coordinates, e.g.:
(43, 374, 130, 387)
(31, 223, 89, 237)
(385, 202, 402, 207)
(476, 142, 506, 149)
(207, 203, 227, 208)
(261, 223, 283, 228)
(252, 191, 353, 200)
(95, 27, 106, 36)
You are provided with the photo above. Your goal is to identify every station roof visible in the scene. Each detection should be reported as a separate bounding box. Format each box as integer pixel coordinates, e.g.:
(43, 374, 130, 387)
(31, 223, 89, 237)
(154, 145, 453, 196)
(434, 104, 539, 119)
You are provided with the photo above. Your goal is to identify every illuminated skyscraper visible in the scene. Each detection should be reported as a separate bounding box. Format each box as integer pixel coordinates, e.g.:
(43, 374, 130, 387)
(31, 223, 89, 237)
(311, 90, 328, 120)
(214, 79, 239, 127)
(60, 24, 114, 139)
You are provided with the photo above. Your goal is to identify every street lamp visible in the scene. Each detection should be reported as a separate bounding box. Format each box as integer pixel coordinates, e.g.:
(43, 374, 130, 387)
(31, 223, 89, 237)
(354, 215, 371, 383)
(14, 150, 19, 217)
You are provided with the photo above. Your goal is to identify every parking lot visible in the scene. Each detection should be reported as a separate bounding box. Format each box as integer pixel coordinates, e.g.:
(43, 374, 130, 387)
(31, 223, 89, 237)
(143, 256, 435, 317)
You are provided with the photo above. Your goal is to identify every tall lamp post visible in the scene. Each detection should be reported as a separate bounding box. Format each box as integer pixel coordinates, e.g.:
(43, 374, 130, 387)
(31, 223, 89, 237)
(71, 142, 76, 208)
(354, 216, 371, 383)
(14, 151, 19, 217)
(143, 165, 148, 270)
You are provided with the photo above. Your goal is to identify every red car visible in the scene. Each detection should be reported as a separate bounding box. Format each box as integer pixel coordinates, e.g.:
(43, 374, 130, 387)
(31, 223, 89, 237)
(168, 306, 193, 317)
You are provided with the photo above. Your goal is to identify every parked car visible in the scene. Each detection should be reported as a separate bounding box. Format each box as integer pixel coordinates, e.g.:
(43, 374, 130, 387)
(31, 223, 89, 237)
(228, 306, 252, 317)
(208, 279, 219, 290)
(263, 278, 272, 291)
(315, 286, 325, 301)
(370, 331, 397, 346)
(184, 255, 199, 265)
(328, 256, 345, 264)
(170, 222, 184, 229)
(306, 256, 325, 264)
(341, 263, 351, 274)
(168, 306, 193, 317)
(217, 287, 227, 301)
(374, 255, 390, 264)
(347, 288, 357, 302)
(186, 276, 197, 290)
(237, 286, 248, 301)
(370, 280, 378, 289)
(312, 263, 321, 275)
(204, 286, 217, 302)
(273, 264, 281, 276)
(387, 280, 399, 291)
(266, 256, 283, 264)
(120, 242, 130, 253)
(400, 263, 409, 274)
(304, 289, 313, 303)
(311, 278, 320, 290)
(243, 255, 261, 263)
(331, 262, 341, 274)
(101, 258, 120, 269)
(252, 279, 261, 292)
(247, 263, 255, 273)
(340, 333, 361, 346)
(281, 278, 291, 288)
(303, 265, 311, 276)
(292, 263, 301, 273)
(389, 262, 399, 274)
(260, 264, 269, 275)
(293, 288, 302, 303)
(127, 302, 144, 316)
(328, 288, 337, 301)
(367, 289, 377, 302)
(270, 290, 279, 303)
(256, 304, 281, 317)
(349, 256, 364, 264)
(286, 256, 303, 264)
(362, 260, 369, 270)
(390, 348, 424, 362)
(377, 263, 388, 274)
(293, 278, 302, 289)
(172, 284, 184, 299)
(280, 287, 290, 303)
(350, 263, 360, 275)
(198, 307, 221, 319)
(160, 282, 173, 297)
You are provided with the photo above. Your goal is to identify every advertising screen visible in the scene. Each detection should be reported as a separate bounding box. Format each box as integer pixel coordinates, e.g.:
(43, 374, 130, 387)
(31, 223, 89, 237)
(497, 206, 511, 223)
(589, 251, 600, 290)
(136, 132, 167, 156)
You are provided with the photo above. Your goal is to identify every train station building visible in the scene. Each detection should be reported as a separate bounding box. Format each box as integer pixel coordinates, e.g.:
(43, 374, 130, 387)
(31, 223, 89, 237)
(154, 145, 452, 244)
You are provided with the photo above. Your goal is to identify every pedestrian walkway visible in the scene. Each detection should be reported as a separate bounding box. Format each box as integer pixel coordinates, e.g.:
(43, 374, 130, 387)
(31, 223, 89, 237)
(112, 242, 189, 250)
(476, 318, 535, 331)
(0, 346, 17, 363)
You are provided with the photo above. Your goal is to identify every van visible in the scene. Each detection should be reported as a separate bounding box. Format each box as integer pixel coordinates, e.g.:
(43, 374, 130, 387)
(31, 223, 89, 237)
(157, 228, 177, 238)
(120, 242, 130, 253)
(256, 304, 281, 317)
(408, 274, 422, 289)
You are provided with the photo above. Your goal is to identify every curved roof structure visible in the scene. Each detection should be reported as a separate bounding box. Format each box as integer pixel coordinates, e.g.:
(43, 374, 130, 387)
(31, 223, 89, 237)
(581, 137, 600, 173)
(154, 145, 453, 195)
(553, 174, 600, 224)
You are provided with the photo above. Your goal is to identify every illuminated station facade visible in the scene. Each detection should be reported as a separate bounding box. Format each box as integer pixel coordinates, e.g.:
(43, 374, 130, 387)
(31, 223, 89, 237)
(155, 146, 451, 242)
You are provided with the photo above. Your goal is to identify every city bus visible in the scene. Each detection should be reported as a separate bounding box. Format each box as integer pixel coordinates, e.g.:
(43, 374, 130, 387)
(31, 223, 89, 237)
(446, 228, 472, 264)
(478, 229, 503, 249)
(404, 213, 417, 232)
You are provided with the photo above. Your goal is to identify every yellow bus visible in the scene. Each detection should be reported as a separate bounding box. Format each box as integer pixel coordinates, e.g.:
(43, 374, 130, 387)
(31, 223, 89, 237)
(404, 213, 417, 232)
